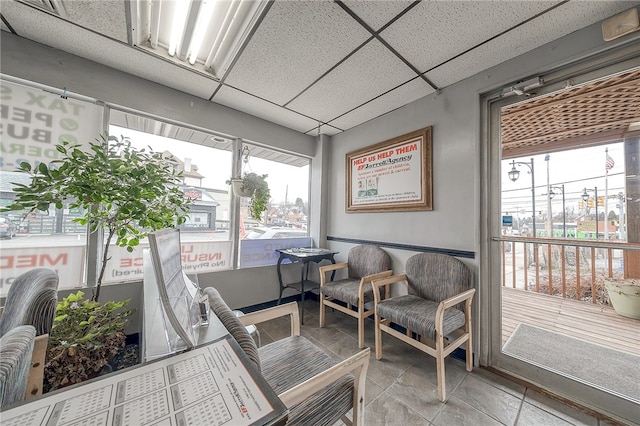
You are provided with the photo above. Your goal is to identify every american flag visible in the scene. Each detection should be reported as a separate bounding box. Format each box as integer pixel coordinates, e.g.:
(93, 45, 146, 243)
(605, 154, 615, 171)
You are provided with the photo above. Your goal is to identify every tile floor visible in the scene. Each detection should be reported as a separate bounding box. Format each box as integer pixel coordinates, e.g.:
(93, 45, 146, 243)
(254, 299, 630, 426)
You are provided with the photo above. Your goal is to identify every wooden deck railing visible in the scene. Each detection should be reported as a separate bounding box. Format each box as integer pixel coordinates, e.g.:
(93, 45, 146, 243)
(497, 236, 640, 305)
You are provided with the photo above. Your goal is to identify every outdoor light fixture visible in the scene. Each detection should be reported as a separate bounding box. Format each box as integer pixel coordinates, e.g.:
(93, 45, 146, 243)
(582, 187, 599, 239)
(507, 159, 536, 236)
(550, 185, 566, 237)
(130, 0, 271, 79)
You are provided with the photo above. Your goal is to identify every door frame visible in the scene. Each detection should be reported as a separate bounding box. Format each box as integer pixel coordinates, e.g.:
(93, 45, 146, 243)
(480, 44, 640, 423)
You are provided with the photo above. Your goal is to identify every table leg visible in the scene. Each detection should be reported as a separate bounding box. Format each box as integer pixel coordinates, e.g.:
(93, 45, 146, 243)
(300, 262, 306, 325)
(276, 254, 285, 305)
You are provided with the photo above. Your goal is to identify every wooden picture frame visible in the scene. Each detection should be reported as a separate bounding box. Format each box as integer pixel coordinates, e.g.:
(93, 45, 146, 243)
(346, 126, 432, 213)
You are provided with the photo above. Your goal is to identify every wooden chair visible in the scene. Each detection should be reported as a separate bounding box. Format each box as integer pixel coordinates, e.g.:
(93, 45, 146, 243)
(0, 268, 59, 399)
(205, 287, 370, 426)
(372, 252, 475, 402)
(319, 245, 392, 348)
(0, 325, 36, 408)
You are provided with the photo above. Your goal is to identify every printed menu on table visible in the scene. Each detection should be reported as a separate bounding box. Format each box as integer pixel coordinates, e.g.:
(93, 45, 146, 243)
(1, 336, 287, 426)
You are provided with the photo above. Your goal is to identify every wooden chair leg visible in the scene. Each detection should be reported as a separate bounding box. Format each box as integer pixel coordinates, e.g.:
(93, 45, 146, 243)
(436, 332, 446, 402)
(319, 297, 326, 328)
(357, 299, 365, 349)
(465, 323, 473, 372)
(375, 315, 383, 360)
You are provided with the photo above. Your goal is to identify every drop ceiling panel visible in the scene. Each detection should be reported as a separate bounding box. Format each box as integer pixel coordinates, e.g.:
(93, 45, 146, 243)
(215, 86, 321, 134)
(380, 1, 564, 75)
(426, 1, 640, 88)
(328, 78, 435, 131)
(58, 0, 128, 42)
(341, 0, 415, 31)
(223, 0, 371, 105)
(1, 1, 220, 99)
(287, 39, 417, 122)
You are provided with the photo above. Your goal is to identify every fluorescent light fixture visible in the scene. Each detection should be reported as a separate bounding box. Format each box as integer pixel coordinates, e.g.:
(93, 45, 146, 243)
(131, 0, 270, 80)
(168, 0, 191, 57)
(602, 7, 640, 41)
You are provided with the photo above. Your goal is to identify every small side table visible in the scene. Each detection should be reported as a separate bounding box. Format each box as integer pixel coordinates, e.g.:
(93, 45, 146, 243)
(276, 248, 338, 324)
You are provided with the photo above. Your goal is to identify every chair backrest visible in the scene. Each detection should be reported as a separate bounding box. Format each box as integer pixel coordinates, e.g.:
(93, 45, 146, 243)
(405, 253, 471, 302)
(347, 245, 392, 279)
(0, 268, 59, 337)
(203, 287, 261, 373)
(0, 325, 36, 408)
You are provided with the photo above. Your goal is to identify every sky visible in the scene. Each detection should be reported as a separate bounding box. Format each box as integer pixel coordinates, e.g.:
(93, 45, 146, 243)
(501, 142, 625, 218)
(110, 125, 310, 204)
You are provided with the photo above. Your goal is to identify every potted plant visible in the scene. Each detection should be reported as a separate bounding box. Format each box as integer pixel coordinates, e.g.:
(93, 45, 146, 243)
(44, 291, 133, 392)
(604, 278, 640, 320)
(228, 172, 270, 220)
(2, 132, 192, 389)
(3, 132, 192, 301)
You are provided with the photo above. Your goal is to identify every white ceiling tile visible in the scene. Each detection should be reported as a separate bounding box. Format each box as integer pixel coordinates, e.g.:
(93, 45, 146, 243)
(224, 0, 371, 105)
(215, 86, 321, 134)
(341, 0, 415, 31)
(60, 0, 129, 42)
(287, 39, 418, 122)
(380, 1, 564, 75)
(426, 1, 640, 88)
(328, 78, 434, 131)
(1, 1, 220, 99)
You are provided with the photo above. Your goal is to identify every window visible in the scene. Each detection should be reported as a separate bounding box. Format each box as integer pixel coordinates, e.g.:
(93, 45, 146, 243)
(502, 143, 626, 240)
(0, 77, 312, 297)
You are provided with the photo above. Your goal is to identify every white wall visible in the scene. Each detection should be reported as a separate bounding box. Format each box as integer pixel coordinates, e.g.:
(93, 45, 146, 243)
(325, 20, 640, 282)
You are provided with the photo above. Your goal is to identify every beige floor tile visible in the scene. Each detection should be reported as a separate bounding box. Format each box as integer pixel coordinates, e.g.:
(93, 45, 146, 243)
(364, 391, 432, 425)
(452, 374, 523, 425)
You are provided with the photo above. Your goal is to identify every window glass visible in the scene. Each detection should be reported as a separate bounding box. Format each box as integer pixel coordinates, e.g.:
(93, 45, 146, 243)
(0, 79, 102, 296)
(501, 142, 625, 240)
(238, 143, 311, 268)
(104, 124, 234, 283)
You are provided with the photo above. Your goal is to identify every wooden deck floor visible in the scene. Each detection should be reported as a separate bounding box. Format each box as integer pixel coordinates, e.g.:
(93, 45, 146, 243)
(501, 287, 640, 356)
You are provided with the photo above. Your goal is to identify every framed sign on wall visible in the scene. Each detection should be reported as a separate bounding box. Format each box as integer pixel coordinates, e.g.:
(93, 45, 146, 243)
(346, 126, 432, 213)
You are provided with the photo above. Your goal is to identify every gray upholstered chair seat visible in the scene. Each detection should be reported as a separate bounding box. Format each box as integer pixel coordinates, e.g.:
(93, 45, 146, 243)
(204, 287, 369, 426)
(375, 295, 466, 341)
(259, 336, 354, 425)
(372, 253, 475, 402)
(0, 268, 59, 400)
(321, 278, 377, 306)
(319, 245, 392, 349)
(0, 325, 36, 408)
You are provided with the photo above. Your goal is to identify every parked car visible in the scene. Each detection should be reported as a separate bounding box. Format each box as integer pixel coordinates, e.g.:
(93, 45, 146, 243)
(0, 217, 18, 239)
(244, 226, 308, 239)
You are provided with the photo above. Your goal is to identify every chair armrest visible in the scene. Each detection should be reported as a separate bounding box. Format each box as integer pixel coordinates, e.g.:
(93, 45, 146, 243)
(435, 288, 476, 335)
(237, 302, 300, 336)
(359, 270, 393, 296)
(319, 262, 348, 285)
(25, 333, 48, 399)
(371, 274, 408, 304)
(278, 348, 370, 407)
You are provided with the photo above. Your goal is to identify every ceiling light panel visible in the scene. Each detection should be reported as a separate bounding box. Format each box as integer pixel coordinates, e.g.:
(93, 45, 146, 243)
(380, 1, 564, 74)
(132, 0, 270, 80)
(287, 39, 418, 123)
(223, 0, 372, 105)
(1, 1, 220, 99)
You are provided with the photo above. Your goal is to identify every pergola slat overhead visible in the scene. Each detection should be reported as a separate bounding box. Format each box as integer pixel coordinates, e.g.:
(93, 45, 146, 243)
(501, 68, 640, 159)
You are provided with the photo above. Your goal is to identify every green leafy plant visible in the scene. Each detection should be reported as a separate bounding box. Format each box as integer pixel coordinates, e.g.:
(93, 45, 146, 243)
(2, 132, 192, 301)
(227, 172, 271, 220)
(240, 172, 270, 220)
(44, 291, 134, 392)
